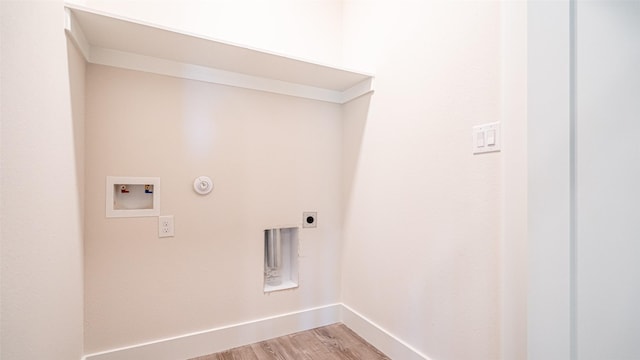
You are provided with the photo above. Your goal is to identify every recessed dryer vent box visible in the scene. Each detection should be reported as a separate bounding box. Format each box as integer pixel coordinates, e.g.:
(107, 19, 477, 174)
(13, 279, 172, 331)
(264, 227, 299, 293)
(106, 176, 160, 218)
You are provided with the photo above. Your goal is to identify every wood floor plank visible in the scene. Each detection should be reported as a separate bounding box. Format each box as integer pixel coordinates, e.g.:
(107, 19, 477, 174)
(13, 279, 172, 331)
(289, 330, 342, 360)
(250, 341, 282, 360)
(326, 323, 391, 360)
(313, 325, 347, 353)
(272, 337, 310, 359)
(233, 346, 260, 360)
(189, 352, 218, 360)
(217, 352, 235, 360)
(188, 323, 390, 360)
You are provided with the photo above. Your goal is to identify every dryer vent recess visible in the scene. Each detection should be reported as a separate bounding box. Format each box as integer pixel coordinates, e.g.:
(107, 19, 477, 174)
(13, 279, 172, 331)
(302, 212, 317, 228)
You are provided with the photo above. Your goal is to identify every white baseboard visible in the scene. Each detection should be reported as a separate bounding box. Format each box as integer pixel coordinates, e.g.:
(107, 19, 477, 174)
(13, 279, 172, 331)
(83, 303, 429, 360)
(341, 304, 432, 360)
(83, 303, 341, 360)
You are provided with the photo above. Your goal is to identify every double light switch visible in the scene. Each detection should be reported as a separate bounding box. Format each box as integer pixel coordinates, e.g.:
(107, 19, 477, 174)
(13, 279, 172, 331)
(473, 122, 501, 154)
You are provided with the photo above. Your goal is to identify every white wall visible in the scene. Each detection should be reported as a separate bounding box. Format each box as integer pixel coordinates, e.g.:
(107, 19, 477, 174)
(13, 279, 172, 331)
(527, 1, 573, 359)
(0, 2, 84, 359)
(65, 0, 344, 67)
(576, 2, 640, 359)
(0, 2, 533, 359)
(501, 2, 528, 359)
(83, 65, 343, 353)
(527, 2, 640, 359)
(341, 1, 502, 359)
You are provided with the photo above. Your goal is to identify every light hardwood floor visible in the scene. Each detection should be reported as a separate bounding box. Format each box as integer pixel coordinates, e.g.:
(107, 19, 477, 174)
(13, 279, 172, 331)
(189, 323, 391, 360)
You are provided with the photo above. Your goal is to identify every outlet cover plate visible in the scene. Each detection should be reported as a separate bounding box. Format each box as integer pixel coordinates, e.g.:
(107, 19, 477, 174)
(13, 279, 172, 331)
(302, 212, 317, 228)
(158, 215, 174, 237)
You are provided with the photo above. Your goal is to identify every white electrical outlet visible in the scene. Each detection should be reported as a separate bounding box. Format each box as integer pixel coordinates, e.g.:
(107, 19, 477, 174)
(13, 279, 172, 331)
(158, 215, 174, 237)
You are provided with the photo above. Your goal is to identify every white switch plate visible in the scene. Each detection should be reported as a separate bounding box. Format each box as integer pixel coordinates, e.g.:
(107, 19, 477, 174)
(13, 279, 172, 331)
(158, 215, 174, 237)
(473, 122, 501, 154)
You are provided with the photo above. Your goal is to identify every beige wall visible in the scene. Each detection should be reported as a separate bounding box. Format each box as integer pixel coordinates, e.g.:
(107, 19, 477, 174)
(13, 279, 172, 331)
(84, 65, 343, 352)
(341, 1, 502, 359)
(0, 1, 525, 358)
(1, 2, 84, 359)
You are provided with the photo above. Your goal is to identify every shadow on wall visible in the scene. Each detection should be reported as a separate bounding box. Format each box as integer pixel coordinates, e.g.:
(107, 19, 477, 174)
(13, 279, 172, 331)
(342, 93, 373, 216)
(66, 37, 86, 241)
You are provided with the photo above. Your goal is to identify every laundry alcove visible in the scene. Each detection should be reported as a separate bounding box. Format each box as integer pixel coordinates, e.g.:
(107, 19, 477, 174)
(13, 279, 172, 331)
(66, 5, 374, 359)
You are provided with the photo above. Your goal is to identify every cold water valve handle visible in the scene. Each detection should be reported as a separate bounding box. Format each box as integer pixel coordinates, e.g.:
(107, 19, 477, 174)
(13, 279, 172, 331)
(193, 176, 213, 195)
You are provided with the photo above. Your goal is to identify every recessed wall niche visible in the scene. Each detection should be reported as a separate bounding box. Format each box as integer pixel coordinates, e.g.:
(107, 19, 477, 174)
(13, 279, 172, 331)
(106, 176, 160, 218)
(264, 227, 299, 292)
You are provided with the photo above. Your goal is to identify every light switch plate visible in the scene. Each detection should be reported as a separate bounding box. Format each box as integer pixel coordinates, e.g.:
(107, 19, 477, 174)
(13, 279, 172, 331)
(473, 122, 501, 154)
